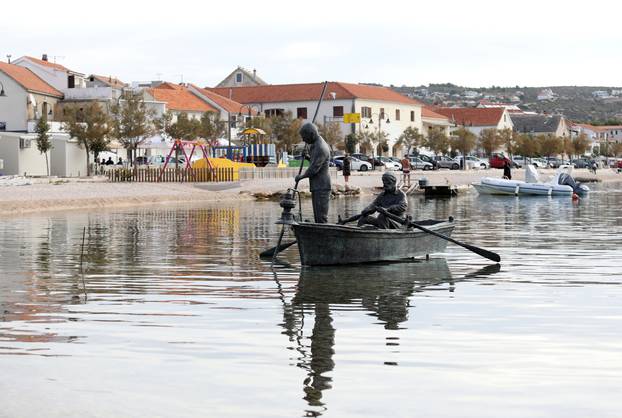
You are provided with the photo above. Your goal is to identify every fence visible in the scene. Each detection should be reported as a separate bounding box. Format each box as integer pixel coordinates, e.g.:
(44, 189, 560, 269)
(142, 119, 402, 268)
(238, 167, 338, 181)
(107, 167, 234, 183)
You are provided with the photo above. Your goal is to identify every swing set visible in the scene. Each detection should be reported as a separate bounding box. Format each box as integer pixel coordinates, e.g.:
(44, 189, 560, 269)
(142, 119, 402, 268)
(157, 139, 215, 182)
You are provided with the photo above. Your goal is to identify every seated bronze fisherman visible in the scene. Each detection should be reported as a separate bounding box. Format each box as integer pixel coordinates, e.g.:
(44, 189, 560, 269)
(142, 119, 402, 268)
(357, 172, 407, 229)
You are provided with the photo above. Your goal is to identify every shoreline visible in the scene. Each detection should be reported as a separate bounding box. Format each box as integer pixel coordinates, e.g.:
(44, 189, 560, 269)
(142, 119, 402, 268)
(1, 168, 619, 216)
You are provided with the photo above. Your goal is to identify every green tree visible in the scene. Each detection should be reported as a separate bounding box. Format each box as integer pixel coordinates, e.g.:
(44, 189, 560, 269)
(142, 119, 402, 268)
(396, 126, 424, 156)
(515, 134, 540, 157)
(62, 103, 113, 176)
(318, 121, 343, 152)
(537, 134, 563, 158)
(450, 127, 477, 169)
(199, 112, 226, 146)
(562, 136, 574, 160)
(498, 128, 519, 156)
(424, 127, 451, 156)
(572, 133, 591, 157)
(478, 128, 503, 156)
(35, 114, 52, 176)
(271, 112, 301, 153)
(111, 92, 155, 165)
(345, 133, 357, 154)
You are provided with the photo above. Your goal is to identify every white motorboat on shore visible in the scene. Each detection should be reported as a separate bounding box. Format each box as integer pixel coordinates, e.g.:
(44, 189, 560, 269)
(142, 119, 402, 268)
(472, 165, 590, 196)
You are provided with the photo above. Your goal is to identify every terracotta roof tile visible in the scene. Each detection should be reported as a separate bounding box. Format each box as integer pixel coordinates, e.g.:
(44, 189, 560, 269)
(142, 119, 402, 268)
(0, 62, 63, 97)
(91, 74, 126, 89)
(210, 82, 423, 106)
(422, 106, 449, 120)
(189, 84, 257, 115)
(434, 107, 506, 126)
(23, 56, 70, 72)
(148, 83, 217, 113)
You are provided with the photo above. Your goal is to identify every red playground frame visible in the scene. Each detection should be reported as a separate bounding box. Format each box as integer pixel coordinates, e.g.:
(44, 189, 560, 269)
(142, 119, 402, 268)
(157, 139, 215, 182)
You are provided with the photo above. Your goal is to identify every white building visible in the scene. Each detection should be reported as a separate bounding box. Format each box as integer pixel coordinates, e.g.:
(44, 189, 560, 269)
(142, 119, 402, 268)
(210, 81, 426, 157)
(434, 107, 514, 136)
(0, 61, 64, 132)
(12, 55, 86, 93)
(537, 88, 556, 101)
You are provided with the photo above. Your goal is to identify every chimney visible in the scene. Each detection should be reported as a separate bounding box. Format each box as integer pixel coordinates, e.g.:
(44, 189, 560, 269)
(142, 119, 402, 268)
(253, 69, 257, 81)
(42, 54, 48, 62)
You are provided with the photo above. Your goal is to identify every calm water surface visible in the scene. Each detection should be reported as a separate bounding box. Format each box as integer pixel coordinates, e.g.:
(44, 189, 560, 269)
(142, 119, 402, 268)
(1, 182, 621, 418)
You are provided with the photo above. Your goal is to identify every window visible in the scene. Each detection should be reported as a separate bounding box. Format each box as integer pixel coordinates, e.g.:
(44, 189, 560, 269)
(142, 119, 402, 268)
(68, 75, 75, 89)
(410, 110, 415, 122)
(265, 109, 285, 117)
(380, 108, 385, 119)
(235, 72, 243, 83)
(297, 107, 308, 119)
(361, 106, 371, 118)
(395, 109, 400, 121)
(333, 106, 344, 117)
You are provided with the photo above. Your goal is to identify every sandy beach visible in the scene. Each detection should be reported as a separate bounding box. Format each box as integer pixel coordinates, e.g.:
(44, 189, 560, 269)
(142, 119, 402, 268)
(0, 167, 619, 215)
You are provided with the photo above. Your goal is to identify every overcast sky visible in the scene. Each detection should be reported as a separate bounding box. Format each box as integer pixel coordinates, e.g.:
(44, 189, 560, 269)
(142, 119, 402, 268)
(2, 0, 620, 88)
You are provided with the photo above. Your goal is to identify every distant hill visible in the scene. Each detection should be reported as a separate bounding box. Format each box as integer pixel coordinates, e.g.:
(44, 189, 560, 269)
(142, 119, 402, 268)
(386, 84, 622, 123)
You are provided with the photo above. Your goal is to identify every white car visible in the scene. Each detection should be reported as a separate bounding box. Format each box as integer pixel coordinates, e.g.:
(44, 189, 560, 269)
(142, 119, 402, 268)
(333, 156, 373, 172)
(530, 158, 549, 168)
(377, 156, 401, 171)
(455, 156, 490, 169)
(408, 157, 433, 170)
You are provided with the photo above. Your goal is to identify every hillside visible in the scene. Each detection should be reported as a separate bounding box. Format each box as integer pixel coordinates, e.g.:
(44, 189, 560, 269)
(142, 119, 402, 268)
(388, 84, 622, 123)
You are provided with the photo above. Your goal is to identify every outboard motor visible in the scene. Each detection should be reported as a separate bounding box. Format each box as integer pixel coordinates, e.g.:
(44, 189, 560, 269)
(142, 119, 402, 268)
(558, 173, 584, 194)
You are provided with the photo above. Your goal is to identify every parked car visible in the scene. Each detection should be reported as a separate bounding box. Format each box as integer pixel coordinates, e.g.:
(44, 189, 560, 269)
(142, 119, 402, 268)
(417, 154, 439, 170)
(331, 157, 344, 170)
(571, 158, 591, 169)
(408, 156, 433, 170)
(434, 156, 460, 170)
(530, 158, 549, 168)
(455, 155, 490, 169)
(333, 156, 372, 172)
(377, 156, 401, 171)
(546, 157, 564, 168)
(489, 153, 514, 169)
(352, 153, 384, 168)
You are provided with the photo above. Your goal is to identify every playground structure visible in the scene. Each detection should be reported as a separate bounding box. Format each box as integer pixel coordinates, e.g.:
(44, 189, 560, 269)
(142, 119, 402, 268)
(157, 139, 215, 182)
(210, 128, 276, 167)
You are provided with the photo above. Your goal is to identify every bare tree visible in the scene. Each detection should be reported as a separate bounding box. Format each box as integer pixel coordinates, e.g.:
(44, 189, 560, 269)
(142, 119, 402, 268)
(318, 121, 343, 153)
(478, 128, 503, 156)
(450, 127, 477, 169)
(424, 127, 451, 156)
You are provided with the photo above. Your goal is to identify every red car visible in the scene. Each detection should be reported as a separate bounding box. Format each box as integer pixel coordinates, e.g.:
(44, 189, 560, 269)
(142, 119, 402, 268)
(489, 153, 513, 169)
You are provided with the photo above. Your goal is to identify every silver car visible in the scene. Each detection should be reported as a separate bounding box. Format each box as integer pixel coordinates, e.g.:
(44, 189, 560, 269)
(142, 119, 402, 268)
(408, 157, 433, 170)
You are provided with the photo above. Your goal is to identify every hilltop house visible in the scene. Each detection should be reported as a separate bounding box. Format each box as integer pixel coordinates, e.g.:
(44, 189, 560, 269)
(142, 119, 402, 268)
(210, 81, 426, 156)
(215, 67, 267, 88)
(434, 107, 514, 136)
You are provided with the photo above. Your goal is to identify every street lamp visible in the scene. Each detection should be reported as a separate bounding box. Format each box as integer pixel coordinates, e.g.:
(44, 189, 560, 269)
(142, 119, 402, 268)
(238, 104, 261, 121)
(365, 111, 390, 169)
(0, 81, 6, 97)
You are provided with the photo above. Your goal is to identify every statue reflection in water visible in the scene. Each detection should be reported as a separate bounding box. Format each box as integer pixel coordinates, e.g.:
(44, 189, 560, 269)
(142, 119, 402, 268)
(273, 259, 500, 416)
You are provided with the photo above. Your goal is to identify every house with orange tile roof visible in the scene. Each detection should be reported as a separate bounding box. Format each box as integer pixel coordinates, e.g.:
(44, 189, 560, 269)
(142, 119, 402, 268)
(0, 61, 63, 132)
(188, 84, 258, 141)
(144, 82, 218, 123)
(12, 54, 86, 92)
(434, 107, 514, 136)
(422, 106, 451, 136)
(210, 81, 425, 156)
(571, 122, 622, 154)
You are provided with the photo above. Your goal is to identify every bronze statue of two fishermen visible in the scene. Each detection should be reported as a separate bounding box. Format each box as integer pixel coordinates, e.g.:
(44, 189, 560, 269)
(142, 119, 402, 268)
(295, 122, 406, 228)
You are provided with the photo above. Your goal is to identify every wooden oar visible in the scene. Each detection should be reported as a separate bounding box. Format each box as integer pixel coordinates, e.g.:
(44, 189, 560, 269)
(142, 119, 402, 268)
(376, 207, 501, 263)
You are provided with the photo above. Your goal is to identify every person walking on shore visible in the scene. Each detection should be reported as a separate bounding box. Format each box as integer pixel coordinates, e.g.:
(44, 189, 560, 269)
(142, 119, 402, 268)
(503, 160, 512, 180)
(401, 155, 411, 187)
(342, 154, 351, 184)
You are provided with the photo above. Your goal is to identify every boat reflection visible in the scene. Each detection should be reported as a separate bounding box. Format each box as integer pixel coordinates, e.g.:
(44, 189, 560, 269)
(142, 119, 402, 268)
(276, 260, 500, 416)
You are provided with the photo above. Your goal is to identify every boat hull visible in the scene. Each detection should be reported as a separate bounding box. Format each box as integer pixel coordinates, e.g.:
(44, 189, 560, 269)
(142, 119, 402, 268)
(472, 177, 588, 196)
(292, 221, 454, 266)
